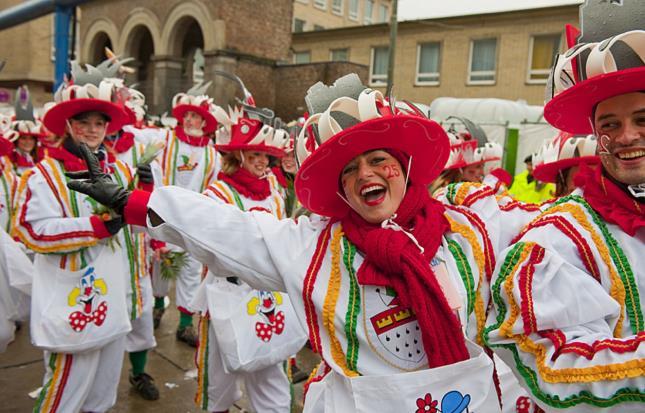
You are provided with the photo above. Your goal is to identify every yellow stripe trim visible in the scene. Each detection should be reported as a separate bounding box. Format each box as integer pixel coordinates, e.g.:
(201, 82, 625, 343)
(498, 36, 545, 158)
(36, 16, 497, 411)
(323, 225, 359, 377)
(446, 214, 487, 344)
(42, 353, 64, 412)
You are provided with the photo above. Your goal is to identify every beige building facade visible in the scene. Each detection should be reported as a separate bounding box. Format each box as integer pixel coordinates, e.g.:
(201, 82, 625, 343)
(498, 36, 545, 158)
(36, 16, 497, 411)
(293, 0, 391, 33)
(0, 0, 57, 109)
(292, 5, 579, 106)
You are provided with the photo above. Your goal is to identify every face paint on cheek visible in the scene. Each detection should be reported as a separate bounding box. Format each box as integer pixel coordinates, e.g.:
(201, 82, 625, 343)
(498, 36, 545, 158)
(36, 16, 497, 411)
(382, 164, 401, 179)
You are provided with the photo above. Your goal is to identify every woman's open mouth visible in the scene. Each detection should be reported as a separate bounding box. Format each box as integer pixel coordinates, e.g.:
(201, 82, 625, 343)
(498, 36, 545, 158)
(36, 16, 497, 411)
(360, 184, 386, 206)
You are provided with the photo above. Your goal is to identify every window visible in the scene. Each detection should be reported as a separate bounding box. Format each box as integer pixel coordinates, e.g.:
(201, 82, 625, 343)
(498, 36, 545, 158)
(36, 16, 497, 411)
(379, 4, 388, 23)
(293, 18, 306, 33)
(349, 0, 359, 21)
(314, 0, 327, 10)
(332, 0, 343, 15)
(527, 34, 561, 83)
(330, 48, 349, 61)
(416, 42, 441, 85)
(314, 24, 325, 31)
(468, 38, 497, 84)
(364, 0, 374, 24)
(294, 51, 311, 64)
(370, 46, 389, 85)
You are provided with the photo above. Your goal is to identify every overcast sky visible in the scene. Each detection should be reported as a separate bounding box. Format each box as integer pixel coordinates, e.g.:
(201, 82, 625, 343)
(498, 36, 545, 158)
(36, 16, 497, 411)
(398, 0, 583, 21)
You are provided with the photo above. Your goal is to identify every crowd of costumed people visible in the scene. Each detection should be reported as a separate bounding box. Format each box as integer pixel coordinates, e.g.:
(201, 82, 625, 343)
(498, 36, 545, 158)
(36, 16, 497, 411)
(0, 0, 643, 412)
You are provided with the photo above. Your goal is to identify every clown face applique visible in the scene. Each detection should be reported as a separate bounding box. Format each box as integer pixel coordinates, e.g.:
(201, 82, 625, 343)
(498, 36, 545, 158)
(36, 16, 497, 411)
(247, 291, 285, 342)
(67, 267, 108, 332)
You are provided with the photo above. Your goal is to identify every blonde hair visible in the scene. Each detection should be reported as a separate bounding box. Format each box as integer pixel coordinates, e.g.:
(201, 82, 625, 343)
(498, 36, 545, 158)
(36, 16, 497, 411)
(428, 169, 462, 194)
(220, 151, 241, 176)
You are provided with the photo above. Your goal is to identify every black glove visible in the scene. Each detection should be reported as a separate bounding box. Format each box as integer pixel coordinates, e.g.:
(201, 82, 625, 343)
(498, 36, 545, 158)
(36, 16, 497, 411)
(66, 143, 132, 215)
(136, 163, 154, 184)
(104, 216, 125, 236)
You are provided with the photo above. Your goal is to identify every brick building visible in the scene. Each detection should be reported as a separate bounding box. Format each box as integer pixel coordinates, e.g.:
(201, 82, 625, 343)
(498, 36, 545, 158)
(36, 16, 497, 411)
(292, 4, 579, 106)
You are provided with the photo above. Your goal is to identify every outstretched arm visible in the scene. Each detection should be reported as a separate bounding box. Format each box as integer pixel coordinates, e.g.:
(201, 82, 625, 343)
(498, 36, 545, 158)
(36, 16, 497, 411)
(67, 144, 320, 291)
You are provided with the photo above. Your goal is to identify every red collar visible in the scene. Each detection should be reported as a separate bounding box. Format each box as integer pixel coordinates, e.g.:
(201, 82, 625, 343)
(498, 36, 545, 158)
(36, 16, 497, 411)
(175, 127, 210, 147)
(575, 164, 645, 236)
(218, 168, 271, 201)
(48, 146, 114, 173)
(10, 150, 35, 168)
(104, 132, 135, 154)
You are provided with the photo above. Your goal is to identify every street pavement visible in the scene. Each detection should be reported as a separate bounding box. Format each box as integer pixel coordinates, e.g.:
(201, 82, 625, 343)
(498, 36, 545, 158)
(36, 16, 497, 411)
(0, 299, 319, 412)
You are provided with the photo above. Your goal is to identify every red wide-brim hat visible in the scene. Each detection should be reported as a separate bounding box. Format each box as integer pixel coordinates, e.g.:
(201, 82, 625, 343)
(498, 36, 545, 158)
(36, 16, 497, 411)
(215, 143, 285, 158)
(295, 115, 449, 218)
(544, 67, 645, 134)
(533, 155, 600, 183)
(43, 99, 130, 137)
(172, 104, 217, 134)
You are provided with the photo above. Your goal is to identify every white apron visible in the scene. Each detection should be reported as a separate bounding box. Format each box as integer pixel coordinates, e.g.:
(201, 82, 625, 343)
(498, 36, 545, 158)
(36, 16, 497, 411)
(305, 340, 500, 413)
(206, 276, 307, 373)
(31, 247, 131, 353)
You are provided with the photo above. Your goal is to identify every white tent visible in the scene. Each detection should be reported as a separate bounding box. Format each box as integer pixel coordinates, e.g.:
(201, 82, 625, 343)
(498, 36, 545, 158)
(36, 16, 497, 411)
(429, 97, 558, 173)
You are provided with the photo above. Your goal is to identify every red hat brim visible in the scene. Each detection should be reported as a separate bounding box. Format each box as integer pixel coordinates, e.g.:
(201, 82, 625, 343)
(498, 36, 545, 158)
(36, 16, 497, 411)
(295, 115, 449, 218)
(215, 143, 285, 158)
(533, 155, 600, 183)
(172, 104, 217, 133)
(43, 99, 130, 136)
(544, 67, 645, 134)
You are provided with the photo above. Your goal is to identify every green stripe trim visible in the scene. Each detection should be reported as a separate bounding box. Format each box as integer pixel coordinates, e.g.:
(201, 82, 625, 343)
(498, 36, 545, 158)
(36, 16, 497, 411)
(224, 183, 246, 211)
(200, 148, 211, 193)
(447, 239, 475, 318)
(170, 134, 179, 186)
(484, 242, 645, 407)
(113, 170, 139, 320)
(62, 160, 88, 264)
(342, 237, 361, 372)
(1, 171, 11, 232)
(33, 353, 58, 412)
(446, 183, 458, 204)
(555, 195, 643, 333)
(201, 318, 210, 410)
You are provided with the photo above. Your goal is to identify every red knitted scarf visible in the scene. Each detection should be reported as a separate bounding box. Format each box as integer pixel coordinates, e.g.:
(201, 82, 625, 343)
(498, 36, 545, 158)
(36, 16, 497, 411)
(175, 126, 210, 147)
(217, 168, 271, 200)
(341, 184, 469, 368)
(575, 164, 645, 236)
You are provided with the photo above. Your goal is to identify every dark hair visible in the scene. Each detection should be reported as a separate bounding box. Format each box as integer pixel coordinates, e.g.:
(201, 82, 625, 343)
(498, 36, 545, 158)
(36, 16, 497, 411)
(524, 154, 533, 164)
(71, 111, 110, 122)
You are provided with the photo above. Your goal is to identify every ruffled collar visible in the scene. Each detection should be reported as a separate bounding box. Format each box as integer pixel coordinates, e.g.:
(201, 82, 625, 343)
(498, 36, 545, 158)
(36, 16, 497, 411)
(218, 168, 271, 201)
(104, 131, 135, 154)
(175, 126, 210, 147)
(10, 149, 35, 168)
(575, 164, 644, 236)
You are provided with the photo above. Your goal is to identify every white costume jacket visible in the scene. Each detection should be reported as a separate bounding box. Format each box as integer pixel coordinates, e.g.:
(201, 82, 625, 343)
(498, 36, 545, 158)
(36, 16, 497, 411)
(484, 182, 645, 411)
